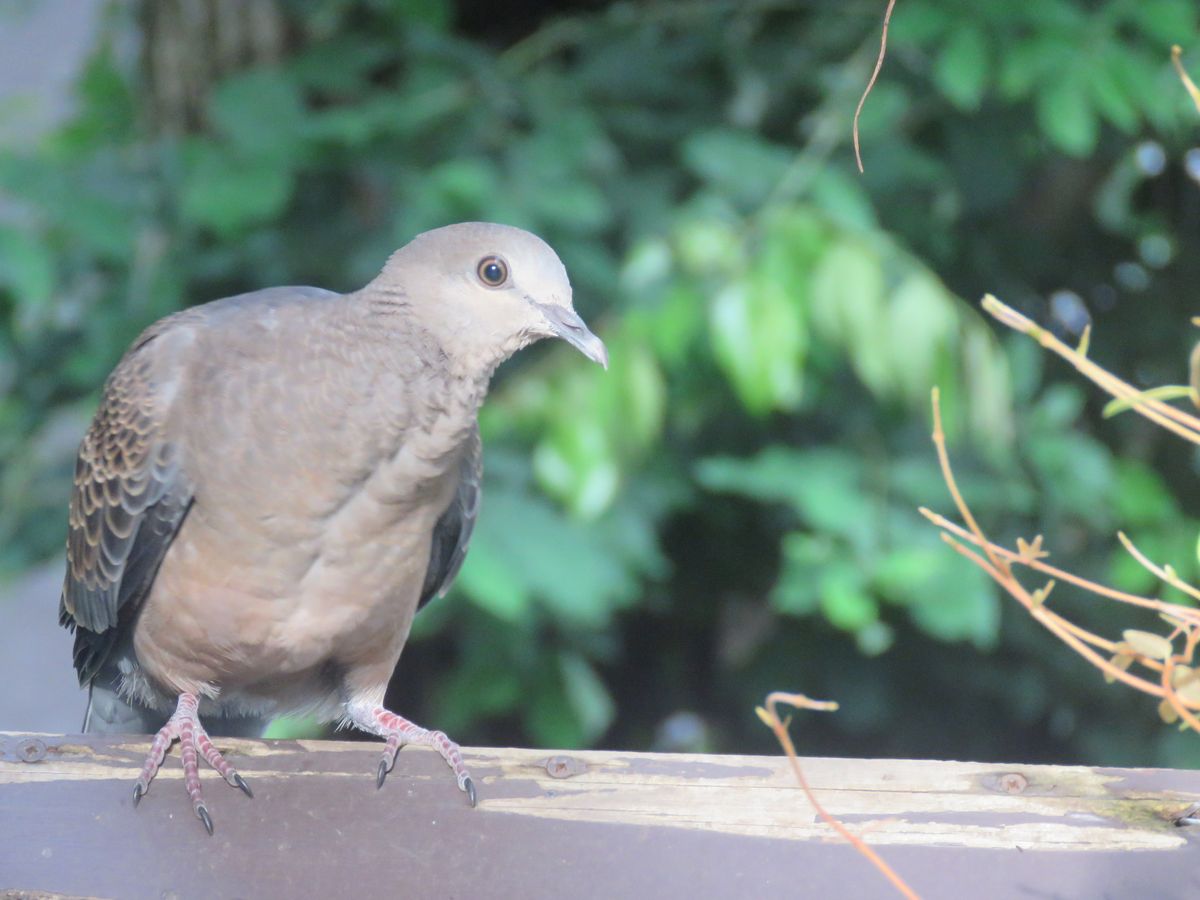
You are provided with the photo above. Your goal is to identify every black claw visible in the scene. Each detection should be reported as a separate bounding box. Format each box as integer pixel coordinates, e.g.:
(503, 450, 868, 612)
(464, 776, 477, 808)
(233, 772, 253, 799)
(376, 758, 390, 790)
(196, 804, 214, 836)
(132, 783, 145, 808)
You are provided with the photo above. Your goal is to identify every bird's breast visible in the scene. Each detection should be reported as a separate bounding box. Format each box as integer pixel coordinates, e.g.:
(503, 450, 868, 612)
(133, 339, 477, 707)
(132, 439, 464, 707)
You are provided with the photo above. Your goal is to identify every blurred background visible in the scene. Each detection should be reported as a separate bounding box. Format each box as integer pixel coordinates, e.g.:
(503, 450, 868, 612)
(1, 0, 1199, 768)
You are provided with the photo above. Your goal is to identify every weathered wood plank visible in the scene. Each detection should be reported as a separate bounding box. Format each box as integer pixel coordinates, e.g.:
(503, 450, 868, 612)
(2, 732, 1198, 899)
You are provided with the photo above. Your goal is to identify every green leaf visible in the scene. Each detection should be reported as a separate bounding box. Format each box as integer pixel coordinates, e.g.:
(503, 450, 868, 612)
(771, 532, 836, 615)
(620, 237, 673, 295)
(289, 37, 393, 93)
(697, 448, 874, 545)
(874, 546, 945, 601)
(559, 652, 615, 742)
(373, 0, 453, 30)
(210, 69, 309, 162)
(529, 181, 613, 233)
(577, 334, 668, 457)
(886, 271, 957, 404)
(645, 282, 705, 370)
(673, 215, 745, 277)
(460, 486, 642, 628)
(1088, 52, 1140, 132)
(1104, 45, 1172, 132)
(432, 157, 498, 207)
(429, 628, 526, 733)
(961, 324, 1014, 450)
(1030, 383, 1086, 430)
(887, 0, 948, 45)
(57, 40, 137, 150)
(526, 658, 585, 748)
(533, 417, 620, 518)
(0, 155, 139, 261)
(997, 37, 1062, 99)
(681, 129, 793, 207)
(455, 536, 533, 622)
(1028, 431, 1116, 522)
(0, 227, 55, 313)
(934, 25, 990, 111)
(810, 239, 889, 394)
(708, 272, 805, 415)
(906, 555, 999, 648)
(807, 170, 877, 231)
(819, 561, 878, 631)
(1036, 72, 1098, 156)
(180, 143, 294, 234)
(1128, 0, 1198, 46)
(1112, 459, 1177, 525)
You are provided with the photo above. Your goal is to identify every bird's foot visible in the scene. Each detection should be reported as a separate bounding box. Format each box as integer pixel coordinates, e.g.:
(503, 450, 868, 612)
(132, 692, 253, 834)
(352, 705, 475, 806)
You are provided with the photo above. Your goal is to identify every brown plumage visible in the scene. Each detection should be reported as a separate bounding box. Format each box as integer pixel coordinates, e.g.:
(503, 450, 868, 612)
(58, 223, 606, 832)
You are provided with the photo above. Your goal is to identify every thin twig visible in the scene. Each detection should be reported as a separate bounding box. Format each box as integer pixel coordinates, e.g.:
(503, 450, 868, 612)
(1119, 532, 1200, 605)
(853, 0, 897, 173)
(927, 376, 1200, 709)
(1172, 46, 1200, 115)
(757, 693, 921, 900)
(929, 387, 1010, 578)
(981, 296, 1200, 444)
(919, 509, 1200, 624)
(935, 530, 1169, 696)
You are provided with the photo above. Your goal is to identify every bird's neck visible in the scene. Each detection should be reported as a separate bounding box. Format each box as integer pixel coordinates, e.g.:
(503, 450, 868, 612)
(333, 300, 490, 479)
(358, 283, 537, 387)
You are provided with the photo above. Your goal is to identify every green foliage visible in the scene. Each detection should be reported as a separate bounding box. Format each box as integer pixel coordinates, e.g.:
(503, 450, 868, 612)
(697, 447, 999, 651)
(900, 0, 1196, 154)
(3, 0, 1200, 765)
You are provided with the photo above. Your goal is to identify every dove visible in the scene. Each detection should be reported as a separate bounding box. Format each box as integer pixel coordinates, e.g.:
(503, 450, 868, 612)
(59, 222, 607, 833)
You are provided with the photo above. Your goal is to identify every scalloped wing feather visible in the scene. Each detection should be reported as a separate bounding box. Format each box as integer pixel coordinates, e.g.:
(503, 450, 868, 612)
(59, 314, 197, 685)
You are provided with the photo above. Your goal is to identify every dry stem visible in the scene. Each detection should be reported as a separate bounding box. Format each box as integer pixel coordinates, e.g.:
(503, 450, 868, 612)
(853, 0, 897, 173)
(756, 692, 921, 899)
(925, 302, 1200, 746)
(1172, 45, 1200, 114)
(981, 296, 1200, 445)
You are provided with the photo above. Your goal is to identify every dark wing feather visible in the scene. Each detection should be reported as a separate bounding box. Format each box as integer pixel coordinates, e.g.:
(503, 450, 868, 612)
(59, 318, 194, 686)
(417, 426, 481, 611)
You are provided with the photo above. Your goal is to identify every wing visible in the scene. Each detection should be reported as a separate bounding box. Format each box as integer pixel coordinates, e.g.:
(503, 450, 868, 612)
(417, 426, 481, 611)
(59, 316, 196, 686)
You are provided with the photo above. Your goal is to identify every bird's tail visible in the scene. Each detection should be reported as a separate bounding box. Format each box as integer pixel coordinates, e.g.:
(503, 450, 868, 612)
(83, 677, 169, 734)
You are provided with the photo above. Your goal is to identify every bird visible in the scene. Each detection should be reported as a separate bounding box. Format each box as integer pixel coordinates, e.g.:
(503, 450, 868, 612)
(58, 222, 607, 834)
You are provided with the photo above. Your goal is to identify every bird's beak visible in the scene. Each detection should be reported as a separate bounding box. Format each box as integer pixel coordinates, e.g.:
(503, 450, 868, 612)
(538, 303, 608, 369)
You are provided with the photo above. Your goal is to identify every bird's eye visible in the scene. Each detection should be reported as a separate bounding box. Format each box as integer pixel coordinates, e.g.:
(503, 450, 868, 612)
(476, 256, 509, 287)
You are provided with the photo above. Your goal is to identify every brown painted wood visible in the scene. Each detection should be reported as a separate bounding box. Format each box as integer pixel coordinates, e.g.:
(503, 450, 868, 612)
(2, 732, 1199, 899)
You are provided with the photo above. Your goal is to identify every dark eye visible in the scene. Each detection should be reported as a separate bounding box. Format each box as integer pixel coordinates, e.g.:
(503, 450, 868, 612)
(477, 256, 509, 287)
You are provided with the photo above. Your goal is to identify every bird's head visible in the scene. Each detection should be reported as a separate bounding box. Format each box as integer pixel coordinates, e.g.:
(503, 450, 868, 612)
(372, 222, 607, 376)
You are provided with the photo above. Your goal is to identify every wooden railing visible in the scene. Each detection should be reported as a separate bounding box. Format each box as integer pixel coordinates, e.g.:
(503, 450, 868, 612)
(2, 732, 1198, 897)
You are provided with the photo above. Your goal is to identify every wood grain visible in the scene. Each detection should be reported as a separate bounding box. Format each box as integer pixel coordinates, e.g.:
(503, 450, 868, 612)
(2, 733, 1199, 899)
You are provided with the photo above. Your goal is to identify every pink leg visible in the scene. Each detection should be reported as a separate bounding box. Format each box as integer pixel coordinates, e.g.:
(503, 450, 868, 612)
(346, 703, 475, 806)
(132, 692, 253, 834)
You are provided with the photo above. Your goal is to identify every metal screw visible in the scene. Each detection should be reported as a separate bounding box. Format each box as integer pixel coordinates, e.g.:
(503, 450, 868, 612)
(543, 755, 587, 779)
(999, 772, 1028, 794)
(17, 738, 47, 763)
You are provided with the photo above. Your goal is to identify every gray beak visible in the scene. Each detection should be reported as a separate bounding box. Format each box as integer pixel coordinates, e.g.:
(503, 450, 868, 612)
(538, 303, 608, 369)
